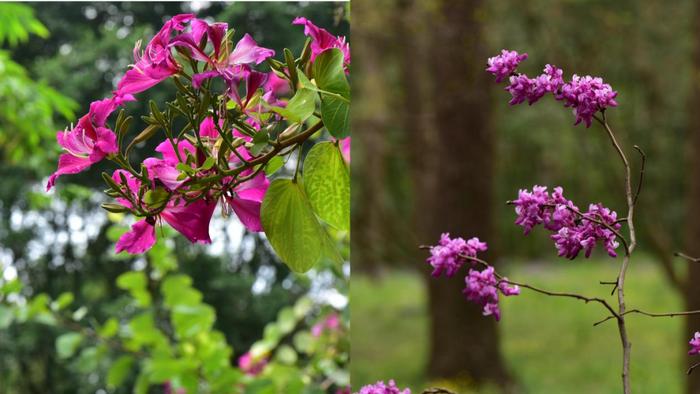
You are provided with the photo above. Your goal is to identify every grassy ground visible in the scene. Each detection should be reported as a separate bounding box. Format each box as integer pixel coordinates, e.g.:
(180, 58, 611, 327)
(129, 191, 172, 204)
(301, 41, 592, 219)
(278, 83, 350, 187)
(351, 258, 685, 393)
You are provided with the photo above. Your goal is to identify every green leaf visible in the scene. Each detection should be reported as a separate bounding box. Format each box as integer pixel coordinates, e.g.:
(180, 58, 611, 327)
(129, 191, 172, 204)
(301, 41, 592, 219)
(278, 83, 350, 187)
(201, 156, 216, 170)
(116, 271, 151, 307)
(277, 307, 296, 335)
(1, 279, 22, 296)
(171, 304, 216, 338)
(143, 188, 169, 210)
(303, 142, 350, 230)
(134, 369, 150, 394)
(313, 49, 350, 138)
(293, 297, 313, 319)
(76, 346, 106, 373)
(99, 318, 119, 338)
(264, 156, 285, 176)
(276, 345, 298, 365)
(272, 88, 316, 123)
(293, 331, 313, 354)
(162, 275, 202, 308)
(261, 179, 341, 273)
(0, 305, 14, 329)
(50, 292, 74, 311)
(56, 332, 83, 359)
(107, 355, 134, 388)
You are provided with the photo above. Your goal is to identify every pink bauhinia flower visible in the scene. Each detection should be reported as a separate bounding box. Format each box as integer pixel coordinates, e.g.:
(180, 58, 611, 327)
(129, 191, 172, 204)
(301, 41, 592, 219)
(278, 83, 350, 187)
(174, 18, 274, 92)
(142, 139, 197, 191)
(47, 94, 134, 190)
(112, 169, 216, 254)
(116, 14, 194, 96)
(293, 17, 350, 68)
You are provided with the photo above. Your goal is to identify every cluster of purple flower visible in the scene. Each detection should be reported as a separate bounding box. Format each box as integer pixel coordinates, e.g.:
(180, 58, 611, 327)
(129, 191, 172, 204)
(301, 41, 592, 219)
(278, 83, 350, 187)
(463, 266, 520, 321)
(512, 186, 621, 259)
(486, 49, 618, 127)
(427, 233, 520, 320)
(689, 332, 700, 356)
(355, 380, 411, 394)
(485, 49, 528, 83)
(426, 232, 487, 278)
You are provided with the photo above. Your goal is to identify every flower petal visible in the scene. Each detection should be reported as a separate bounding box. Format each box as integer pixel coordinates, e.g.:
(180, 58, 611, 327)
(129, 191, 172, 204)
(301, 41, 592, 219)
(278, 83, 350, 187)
(115, 219, 156, 254)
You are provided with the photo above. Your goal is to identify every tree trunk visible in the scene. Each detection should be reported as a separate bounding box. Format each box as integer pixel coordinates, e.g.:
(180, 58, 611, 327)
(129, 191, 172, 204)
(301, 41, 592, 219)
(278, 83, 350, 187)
(685, 3, 700, 392)
(405, 0, 513, 388)
(350, 0, 397, 274)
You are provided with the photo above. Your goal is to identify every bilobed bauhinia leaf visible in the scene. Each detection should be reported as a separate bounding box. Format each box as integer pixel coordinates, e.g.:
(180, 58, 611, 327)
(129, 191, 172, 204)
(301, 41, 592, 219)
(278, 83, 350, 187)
(303, 141, 350, 231)
(261, 178, 341, 273)
(313, 49, 350, 138)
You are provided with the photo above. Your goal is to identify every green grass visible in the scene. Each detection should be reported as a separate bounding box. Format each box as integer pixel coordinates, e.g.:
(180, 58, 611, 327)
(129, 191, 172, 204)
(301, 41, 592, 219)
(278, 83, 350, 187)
(351, 258, 685, 393)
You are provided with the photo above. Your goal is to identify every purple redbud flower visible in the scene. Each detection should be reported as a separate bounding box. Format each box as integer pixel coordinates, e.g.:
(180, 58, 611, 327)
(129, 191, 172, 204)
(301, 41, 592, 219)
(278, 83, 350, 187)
(514, 186, 620, 260)
(356, 380, 411, 394)
(689, 332, 700, 356)
(528, 64, 565, 104)
(557, 74, 618, 127)
(463, 266, 519, 321)
(505, 74, 536, 105)
(486, 49, 528, 83)
(427, 233, 487, 278)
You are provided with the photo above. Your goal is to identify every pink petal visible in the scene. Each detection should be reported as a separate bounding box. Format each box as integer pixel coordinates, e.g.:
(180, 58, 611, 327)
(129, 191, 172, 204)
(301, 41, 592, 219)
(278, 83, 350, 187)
(89, 95, 136, 127)
(116, 65, 176, 96)
(191, 70, 221, 89)
(143, 158, 186, 190)
(115, 219, 156, 254)
(264, 72, 290, 97)
(292, 17, 350, 66)
(339, 137, 350, 163)
(111, 169, 142, 208)
(234, 171, 269, 202)
(227, 196, 263, 232)
(46, 153, 93, 190)
(229, 34, 275, 65)
(94, 127, 119, 156)
(155, 139, 196, 165)
(161, 199, 217, 244)
(198, 116, 221, 139)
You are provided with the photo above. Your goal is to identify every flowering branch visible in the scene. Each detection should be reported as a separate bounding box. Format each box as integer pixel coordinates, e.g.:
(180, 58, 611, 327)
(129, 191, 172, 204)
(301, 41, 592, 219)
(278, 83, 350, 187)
(414, 49, 700, 394)
(418, 245, 620, 320)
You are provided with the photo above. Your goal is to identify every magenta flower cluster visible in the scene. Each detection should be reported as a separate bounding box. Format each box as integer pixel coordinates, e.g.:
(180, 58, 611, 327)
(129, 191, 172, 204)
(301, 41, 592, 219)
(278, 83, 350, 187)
(487, 49, 618, 127)
(355, 380, 411, 394)
(512, 186, 621, 259)
(427, 233, 519, 320)
(463, 266, 520, 321)
(486, 49, 528, 83)
(426, 232, 487, 278)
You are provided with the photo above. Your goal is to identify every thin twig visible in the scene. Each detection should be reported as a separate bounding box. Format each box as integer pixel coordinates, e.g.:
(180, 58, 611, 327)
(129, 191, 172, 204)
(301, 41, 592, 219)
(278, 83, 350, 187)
(595, 111, 635, 394)
(594, 308, 700, 327)
(689, 362, 700, 375)
(675, 252, 700, 263)
(632, 145, 645, 206)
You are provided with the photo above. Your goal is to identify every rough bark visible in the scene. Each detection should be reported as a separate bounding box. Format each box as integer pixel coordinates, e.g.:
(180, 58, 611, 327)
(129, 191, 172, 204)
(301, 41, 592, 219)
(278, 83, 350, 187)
(404, 0, 513, 387)
(350, 0, 397, 274)
(685, 3, 700, 392)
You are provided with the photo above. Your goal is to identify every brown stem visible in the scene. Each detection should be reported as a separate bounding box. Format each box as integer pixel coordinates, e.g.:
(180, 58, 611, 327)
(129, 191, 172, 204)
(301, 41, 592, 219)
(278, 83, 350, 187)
(594, 308, 700, 327)
(595, 112, 635, 394)
(675, 252, 700, 263)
